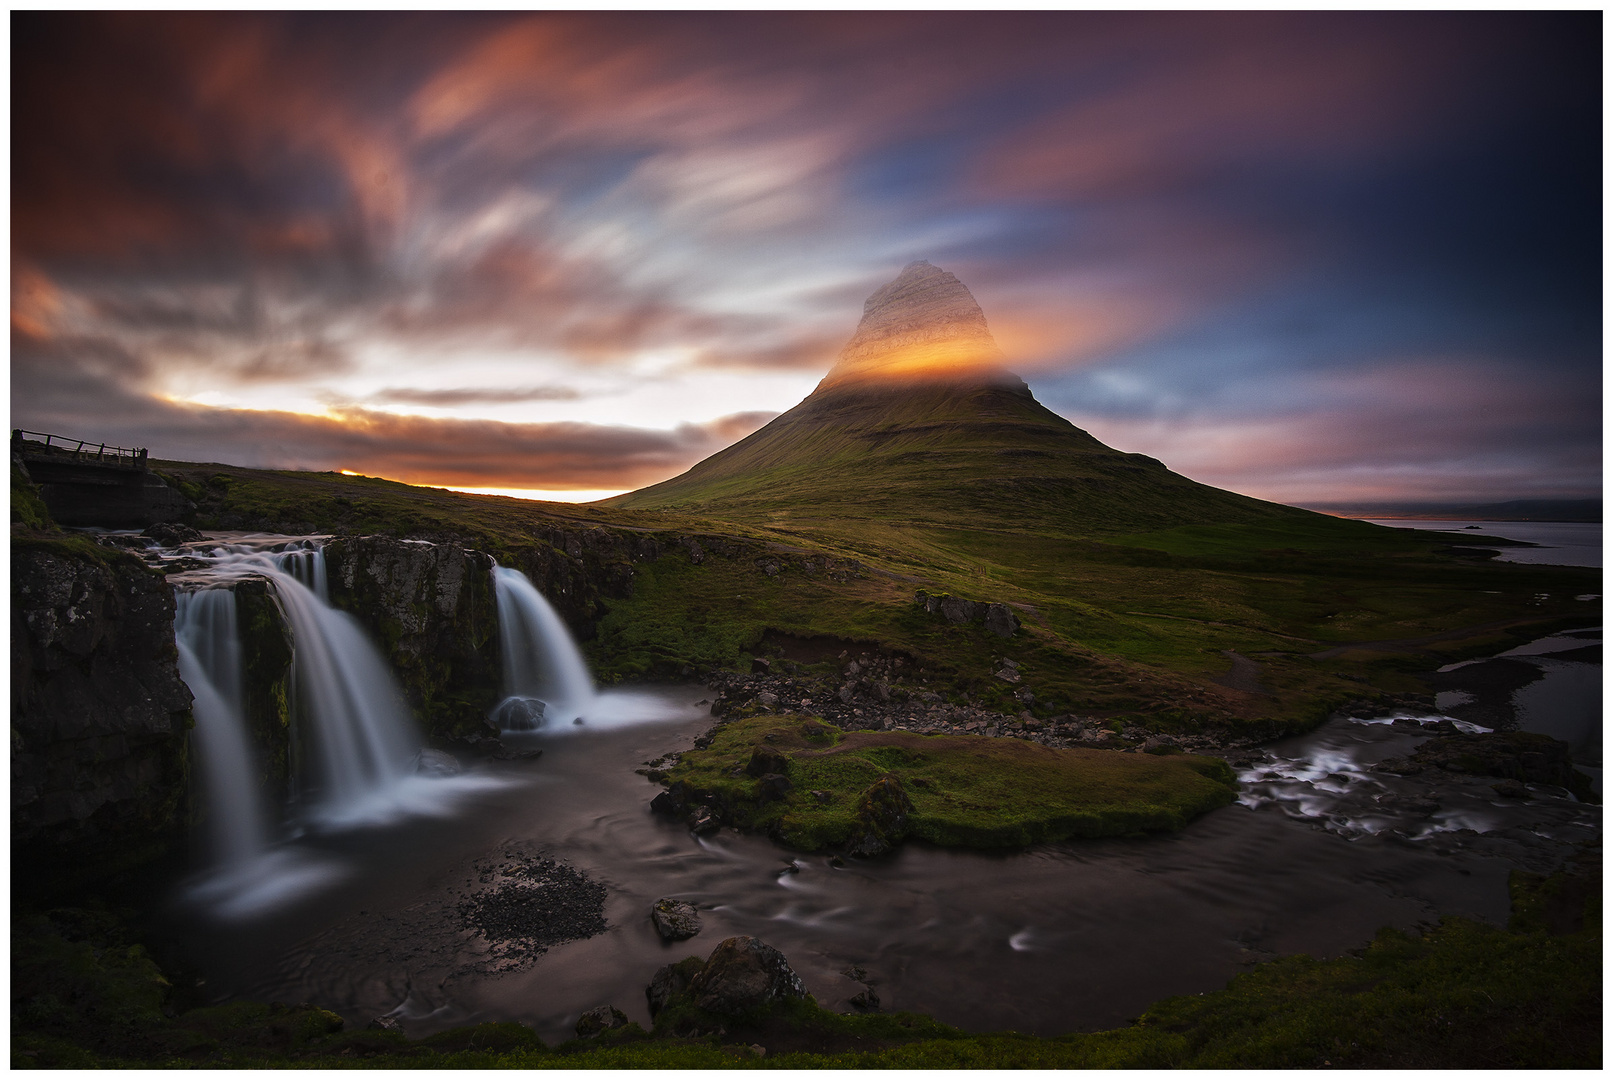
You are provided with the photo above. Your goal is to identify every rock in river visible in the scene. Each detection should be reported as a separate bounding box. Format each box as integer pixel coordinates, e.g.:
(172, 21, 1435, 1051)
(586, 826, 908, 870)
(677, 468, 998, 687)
(414, 748, 462, 777)
(688, 936, 806, 1016)
(651, 898, 702, 941)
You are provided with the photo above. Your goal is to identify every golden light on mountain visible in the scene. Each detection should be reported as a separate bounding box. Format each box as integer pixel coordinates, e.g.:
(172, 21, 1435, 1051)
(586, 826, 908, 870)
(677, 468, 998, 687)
(817, 261, 1023, 391)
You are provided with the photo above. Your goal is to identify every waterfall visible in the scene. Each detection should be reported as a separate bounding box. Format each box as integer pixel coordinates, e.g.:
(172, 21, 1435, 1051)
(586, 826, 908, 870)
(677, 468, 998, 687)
(272, 564, 420, 823)
(171, 543, 421, 826)
(491, 566, 595, 730)
(174, 589, 268, 868)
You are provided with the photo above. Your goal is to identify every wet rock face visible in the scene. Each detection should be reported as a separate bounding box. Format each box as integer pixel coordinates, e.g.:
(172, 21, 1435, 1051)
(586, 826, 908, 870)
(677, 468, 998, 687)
(322, 537, 501, 738)
(233, 578, 294, 810)
(11, 545, 193, 883)
(687, 936, 807, 1016)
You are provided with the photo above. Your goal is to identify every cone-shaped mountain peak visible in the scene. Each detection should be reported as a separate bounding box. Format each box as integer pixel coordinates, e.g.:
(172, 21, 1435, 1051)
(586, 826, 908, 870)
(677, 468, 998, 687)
(819, 261, 1020, 392)
(607, 262, 1312, 537)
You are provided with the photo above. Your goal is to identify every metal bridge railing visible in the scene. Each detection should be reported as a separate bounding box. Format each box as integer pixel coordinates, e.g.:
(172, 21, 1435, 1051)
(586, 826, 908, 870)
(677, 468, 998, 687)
(12, 429, 148, 467)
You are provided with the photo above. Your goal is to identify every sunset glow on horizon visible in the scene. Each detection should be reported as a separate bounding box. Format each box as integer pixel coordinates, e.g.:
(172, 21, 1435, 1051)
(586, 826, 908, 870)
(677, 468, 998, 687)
(11, 11, 1599, 508)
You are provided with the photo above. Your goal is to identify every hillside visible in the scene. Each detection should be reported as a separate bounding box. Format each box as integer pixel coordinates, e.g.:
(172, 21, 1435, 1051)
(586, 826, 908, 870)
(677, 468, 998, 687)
(609, 262, 1319, 539)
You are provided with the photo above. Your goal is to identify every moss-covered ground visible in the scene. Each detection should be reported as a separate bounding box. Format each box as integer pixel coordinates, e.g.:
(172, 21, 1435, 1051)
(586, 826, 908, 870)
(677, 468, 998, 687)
(145, 458, 1598, 741)
(11, 864, 1599, 1069)
(660, 713, 1237, 849)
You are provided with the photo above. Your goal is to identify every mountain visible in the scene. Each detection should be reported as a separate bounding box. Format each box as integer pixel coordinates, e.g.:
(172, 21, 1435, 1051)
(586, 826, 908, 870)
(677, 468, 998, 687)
(608, 261, 1318, 537)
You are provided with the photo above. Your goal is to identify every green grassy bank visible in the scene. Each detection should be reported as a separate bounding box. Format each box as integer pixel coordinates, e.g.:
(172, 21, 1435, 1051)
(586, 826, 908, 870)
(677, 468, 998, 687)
(656, 713, 1237, 850)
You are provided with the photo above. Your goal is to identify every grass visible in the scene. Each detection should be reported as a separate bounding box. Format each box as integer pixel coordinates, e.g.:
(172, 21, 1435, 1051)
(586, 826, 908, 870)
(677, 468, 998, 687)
(660, 713, 1238, 849)
(134, 452, 1598, 741)
(12, 864, 1599, 1068)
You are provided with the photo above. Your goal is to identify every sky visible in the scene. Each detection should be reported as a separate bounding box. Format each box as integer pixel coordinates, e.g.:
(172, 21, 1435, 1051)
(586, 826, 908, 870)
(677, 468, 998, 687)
(10, 11, 1601, 506)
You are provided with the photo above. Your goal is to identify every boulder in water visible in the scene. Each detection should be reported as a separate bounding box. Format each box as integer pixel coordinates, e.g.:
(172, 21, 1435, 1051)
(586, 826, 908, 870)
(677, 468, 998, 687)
(687, 936, 806, 1016)
(415, 749, 462, 777)
(495, 696, 546, 731)
(650, 898, 702, 941)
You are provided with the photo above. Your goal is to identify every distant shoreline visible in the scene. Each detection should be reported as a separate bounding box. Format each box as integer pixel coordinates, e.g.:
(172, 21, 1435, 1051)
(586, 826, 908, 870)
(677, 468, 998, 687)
(1329, 513, 1603, 523)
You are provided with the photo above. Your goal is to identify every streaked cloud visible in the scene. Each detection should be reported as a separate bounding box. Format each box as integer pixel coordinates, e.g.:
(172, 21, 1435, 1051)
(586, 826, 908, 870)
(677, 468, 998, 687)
(10, 12, 1598, 504)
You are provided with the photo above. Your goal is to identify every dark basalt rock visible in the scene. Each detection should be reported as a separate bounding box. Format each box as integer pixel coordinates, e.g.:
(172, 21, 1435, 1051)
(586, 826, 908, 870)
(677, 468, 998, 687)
(687, 936, 806, 1017)
(650, 898, 702, 941)
(494, 696, 546, 731)
(756, 773, 793, 803)
(646, 956, 707, 1017)
(1410, 731, 1588, 795)
(12, 544, 194, 893)
(141, 521, 204, 546)
(844, 774, 914, 856)
(575, 1005, 628, 1038)
(984, 604, 1020, 639)
(914, 590, 1018, 637)
(745, 747, 790, 778)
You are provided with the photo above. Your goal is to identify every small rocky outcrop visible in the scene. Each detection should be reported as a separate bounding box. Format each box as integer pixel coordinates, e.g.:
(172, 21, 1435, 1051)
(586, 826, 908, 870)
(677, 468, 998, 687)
(650, 898, 702, 941)
(844, 775, 914, 856)
(686, 936, 807, 1016)
(575, 1005, 629, 1038)
(914, 590, 1020, 638)
(1378, 731, 1590, 797)
(141, 521, 203, 546)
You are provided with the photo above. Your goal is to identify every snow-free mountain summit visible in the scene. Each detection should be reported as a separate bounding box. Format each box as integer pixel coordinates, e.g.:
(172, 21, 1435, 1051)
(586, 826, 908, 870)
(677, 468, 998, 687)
(609, 261, 1317, 536)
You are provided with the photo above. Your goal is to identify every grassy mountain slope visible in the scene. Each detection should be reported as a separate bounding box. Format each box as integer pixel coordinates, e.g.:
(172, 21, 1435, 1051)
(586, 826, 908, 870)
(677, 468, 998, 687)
(607, 379, 1314, 537)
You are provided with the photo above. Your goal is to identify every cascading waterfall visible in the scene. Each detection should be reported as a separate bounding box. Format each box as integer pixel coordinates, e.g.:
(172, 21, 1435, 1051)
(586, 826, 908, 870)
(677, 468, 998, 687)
(272, 557, 421, 823)
(491, 566, 595, 730)
(164, 536, 519, 917)
(171, 542, 422, 827)
(174, 588, 268, 868)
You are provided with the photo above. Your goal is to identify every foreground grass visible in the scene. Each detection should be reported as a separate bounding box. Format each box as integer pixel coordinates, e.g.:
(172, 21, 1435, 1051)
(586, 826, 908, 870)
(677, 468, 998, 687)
(660, 713, 1237, 849)
(12, 866, 1599, 1069)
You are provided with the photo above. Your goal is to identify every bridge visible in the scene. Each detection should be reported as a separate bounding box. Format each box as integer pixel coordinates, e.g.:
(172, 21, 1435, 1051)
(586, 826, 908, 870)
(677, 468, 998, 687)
(13, 429, 192, 528)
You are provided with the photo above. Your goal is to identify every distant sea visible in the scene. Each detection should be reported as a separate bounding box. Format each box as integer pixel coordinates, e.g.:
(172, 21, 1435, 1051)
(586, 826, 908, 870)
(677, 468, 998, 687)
(1364, 519, 1602, 569)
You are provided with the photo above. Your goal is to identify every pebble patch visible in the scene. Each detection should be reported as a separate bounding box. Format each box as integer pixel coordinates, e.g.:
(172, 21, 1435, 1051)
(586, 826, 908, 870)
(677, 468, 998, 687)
(455, 854, 608, 964)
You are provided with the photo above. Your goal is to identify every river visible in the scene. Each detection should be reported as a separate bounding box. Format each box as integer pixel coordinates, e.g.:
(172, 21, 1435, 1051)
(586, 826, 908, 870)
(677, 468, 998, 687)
(155, 630, 1601, 1045)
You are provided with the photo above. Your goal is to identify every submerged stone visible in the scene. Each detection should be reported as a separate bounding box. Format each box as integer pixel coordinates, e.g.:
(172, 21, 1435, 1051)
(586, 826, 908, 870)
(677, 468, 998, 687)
(495, 696, 546, 731)
(414, 748, 462, 777)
